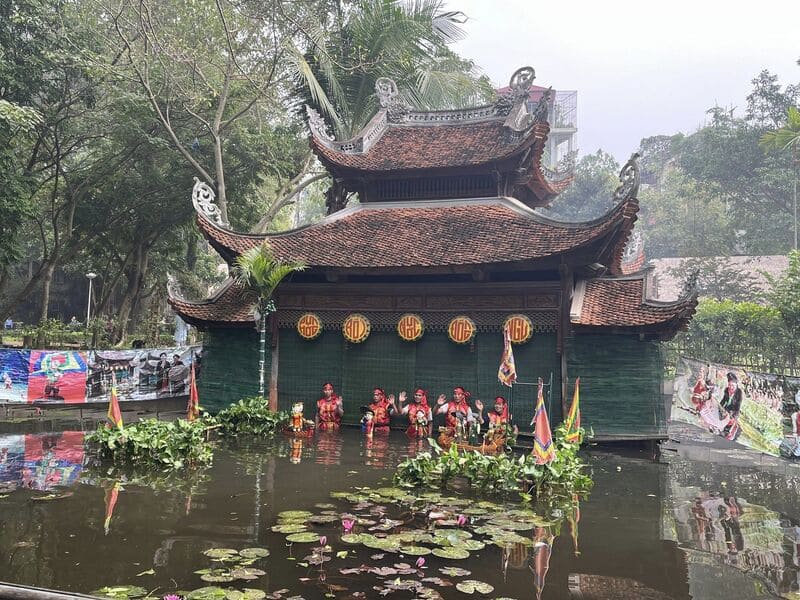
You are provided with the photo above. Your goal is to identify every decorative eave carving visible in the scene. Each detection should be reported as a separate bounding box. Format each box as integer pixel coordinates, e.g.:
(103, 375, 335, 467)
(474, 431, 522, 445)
(192, 177, 227, 227)
(166, 273, 186, 301)
(612, 152, 641, 204)
(541, 149, 577, 184)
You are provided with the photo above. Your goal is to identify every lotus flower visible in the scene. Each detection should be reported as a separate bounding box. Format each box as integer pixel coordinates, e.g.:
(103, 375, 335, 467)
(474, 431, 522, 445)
(457, 514, 467, 527)
(163, 595, 181, 600)
(415, 557, 426, 568)
(342, 518, 355, 533)
(319, 535, 327, 547)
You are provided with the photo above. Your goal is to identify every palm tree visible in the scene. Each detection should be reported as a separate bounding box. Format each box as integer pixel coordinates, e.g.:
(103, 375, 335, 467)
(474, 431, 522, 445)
(233, 242, 305, 403)
(760, 106, 800, 248)
(291, 0, 494, 139)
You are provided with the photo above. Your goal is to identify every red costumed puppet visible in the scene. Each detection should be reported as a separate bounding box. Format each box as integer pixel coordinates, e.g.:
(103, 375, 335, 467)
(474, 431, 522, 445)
(404, 389, 432, 438)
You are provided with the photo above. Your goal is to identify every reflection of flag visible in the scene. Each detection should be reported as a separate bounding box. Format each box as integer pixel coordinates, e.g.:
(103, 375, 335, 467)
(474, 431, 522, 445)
(532, 379, 555, 465)
(564, 377, 581, 443)
(498, 324, 517, 387)
(568, 495, 581, 556)
(106, 372, 123, 429)
(530, 528, 553, 600)
(187, 361, 199, 421)
(103, 481, 121, 535)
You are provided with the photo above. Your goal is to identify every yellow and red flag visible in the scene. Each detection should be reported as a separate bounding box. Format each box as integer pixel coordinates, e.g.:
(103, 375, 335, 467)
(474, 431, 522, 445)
(187, 360, 199, 422)
(103, 481, 121, 535)
(497, 323, 517, 387)
(106, 371, 123, 429)
(532, 378, 555, 465)
(564, 377, 582, 443)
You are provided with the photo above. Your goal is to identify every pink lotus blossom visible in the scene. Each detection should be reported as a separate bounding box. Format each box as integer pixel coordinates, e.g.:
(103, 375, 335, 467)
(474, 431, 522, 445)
(163, 595, 181, 600)
(415, 557, 426, 568)
(319, 535, 327, 547)
(456, 514, 467, 527)
(342, 518, 355, 533)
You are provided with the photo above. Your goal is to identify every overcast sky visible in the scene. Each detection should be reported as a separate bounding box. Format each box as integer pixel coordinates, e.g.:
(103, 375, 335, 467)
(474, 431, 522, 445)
(452, 0, 799, 163)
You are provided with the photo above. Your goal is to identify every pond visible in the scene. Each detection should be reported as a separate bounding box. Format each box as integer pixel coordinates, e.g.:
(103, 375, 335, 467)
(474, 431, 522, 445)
(1, 427, 800, 599)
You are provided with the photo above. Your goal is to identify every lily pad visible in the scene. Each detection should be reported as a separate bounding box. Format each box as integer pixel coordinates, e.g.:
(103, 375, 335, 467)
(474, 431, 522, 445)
(200, 572, 235, 583)
(455, 580, 494, 594)
(285, 532, 321, 543)
(203, 548, 240, 559)
(277, 510, 313, 520)
(362, 537, 401, 551)
(186, 587, 228, 600)
(340, 533, 364, 544)
(399, 545, 432, 555)
(271, 524, 307, 534)
(239, 547, 270, 559)
(439, 567, 471, 577)
(225, 590, 267, 600)
(452, 539, 485, 551)
(91, 586, 148, 599)
(228, 567, 266, 580)
(307, 514, 339, 524)
(431, 547, 470, 559)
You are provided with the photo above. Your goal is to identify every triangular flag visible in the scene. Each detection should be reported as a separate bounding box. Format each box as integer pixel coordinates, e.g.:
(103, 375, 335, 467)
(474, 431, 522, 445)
(532, 378, 555, 465)
(564, 377, 582, 443)
(187, 360, 199, 422)
(106, 371, 123, 429)
(497, 324, 517, 387)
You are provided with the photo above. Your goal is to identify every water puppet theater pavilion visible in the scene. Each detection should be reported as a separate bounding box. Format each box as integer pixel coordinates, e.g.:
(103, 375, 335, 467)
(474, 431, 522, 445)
(169, 67, 697, 440)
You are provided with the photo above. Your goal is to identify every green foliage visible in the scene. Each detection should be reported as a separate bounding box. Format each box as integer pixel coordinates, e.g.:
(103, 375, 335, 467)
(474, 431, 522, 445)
(86, 418, 214, 470)
(766, 250, 800, 338)
(542, 150, 619, 222)
(233, 242, 305, 314)
(292, 0, 494, 138)
(214, 397, 289, 437)
(670, 298, 793, 373)
(393, 431, 592, 501)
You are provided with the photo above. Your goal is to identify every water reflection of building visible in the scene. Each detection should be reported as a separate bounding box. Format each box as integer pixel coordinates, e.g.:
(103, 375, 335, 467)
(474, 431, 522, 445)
(567, 573, 675, 599)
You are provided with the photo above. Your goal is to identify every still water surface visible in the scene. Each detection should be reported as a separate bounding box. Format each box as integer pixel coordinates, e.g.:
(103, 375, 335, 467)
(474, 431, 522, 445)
(1, 428, 800, 599)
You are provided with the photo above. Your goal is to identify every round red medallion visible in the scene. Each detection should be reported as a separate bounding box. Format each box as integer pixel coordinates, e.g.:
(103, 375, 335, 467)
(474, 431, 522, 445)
(504, 314, 533, 344)
(297, 313, 322, 340)
(397, 314, 424, 342)
(342, 314, 371, 343)
(447, 316, 476, 344)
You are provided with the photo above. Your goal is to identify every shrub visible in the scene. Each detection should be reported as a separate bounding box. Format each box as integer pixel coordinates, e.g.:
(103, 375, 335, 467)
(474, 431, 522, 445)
(86, 418, 213, 470)
(214, 397, 289, 437)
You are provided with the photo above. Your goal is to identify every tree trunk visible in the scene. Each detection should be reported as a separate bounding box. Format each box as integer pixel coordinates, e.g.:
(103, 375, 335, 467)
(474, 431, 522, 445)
(39, 261, 56, 323)
(115, 241, 149, 342)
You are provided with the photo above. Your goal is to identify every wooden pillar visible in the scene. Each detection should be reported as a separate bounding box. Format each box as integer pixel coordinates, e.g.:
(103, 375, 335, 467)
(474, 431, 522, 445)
(268, 317, 279, 412)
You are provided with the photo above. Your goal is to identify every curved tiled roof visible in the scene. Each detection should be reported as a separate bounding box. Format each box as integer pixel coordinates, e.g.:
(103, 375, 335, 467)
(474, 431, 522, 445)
(196, 196, 635, 271)
(311, 120, 548, 174)
(168, 279, 255, 328)
(571, 271, 698, 339)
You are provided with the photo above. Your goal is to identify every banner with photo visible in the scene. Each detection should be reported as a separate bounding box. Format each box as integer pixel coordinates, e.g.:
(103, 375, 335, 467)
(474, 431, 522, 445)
(0, 345, 201, 404)
(0, 431, 85, 492)
(0, 350, 29, 402)
(672, 357, 799, 457)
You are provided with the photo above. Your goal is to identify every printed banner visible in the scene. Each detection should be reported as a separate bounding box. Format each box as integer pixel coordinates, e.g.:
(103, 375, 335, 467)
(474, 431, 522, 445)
(0, 345, 201, 404)
(0, 350, 29, 402)
(672, 357, 794, 457)
(28, 351, 88, 403)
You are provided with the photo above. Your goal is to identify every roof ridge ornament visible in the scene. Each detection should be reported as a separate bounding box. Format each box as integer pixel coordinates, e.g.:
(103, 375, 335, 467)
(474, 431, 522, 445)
(192, 177, 226, 226)
(306, 105, 334, 143)
(509, 66, 536, 99)
(532, 87, 552, 123)
(167, 273, 186, 301)
(612, 153, 641, 204)
(375, 77, 408, 122)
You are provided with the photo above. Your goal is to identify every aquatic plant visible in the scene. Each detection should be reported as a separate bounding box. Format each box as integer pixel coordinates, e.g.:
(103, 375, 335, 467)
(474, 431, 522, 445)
(213, 397, 289, 437)
(393, 424, 592, 500)
(86, 417, 214, 470)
